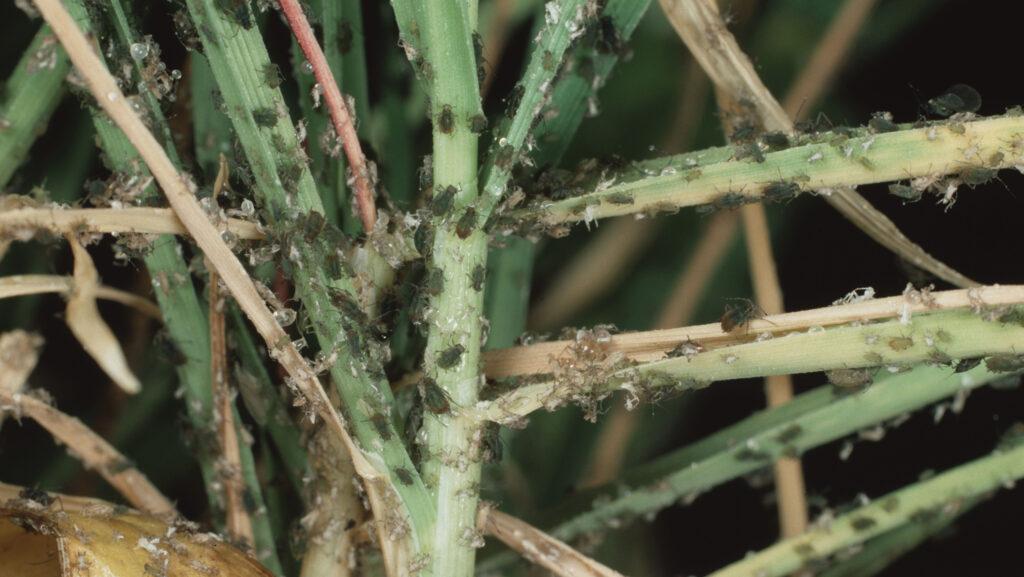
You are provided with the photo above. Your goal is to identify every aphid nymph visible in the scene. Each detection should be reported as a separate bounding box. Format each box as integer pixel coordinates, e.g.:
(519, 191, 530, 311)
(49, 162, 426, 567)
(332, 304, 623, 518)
(720, 298, 766, 333)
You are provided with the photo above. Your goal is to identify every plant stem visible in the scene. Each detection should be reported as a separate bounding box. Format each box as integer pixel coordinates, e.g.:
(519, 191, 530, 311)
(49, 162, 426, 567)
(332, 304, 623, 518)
(416, 0, 486, 574)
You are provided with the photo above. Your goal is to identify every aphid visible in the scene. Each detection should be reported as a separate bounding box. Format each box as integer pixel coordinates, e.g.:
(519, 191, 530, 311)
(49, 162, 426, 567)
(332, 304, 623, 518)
(456, 207, 477, 239)
(426, 268, 445, 296)
(712, 192, 752, 211)
(437, 344, 465, 369)
(888, 336, 913, 351)
(997, 307, 1024, 326)
(667, 338, 705, 359)
(252, 107, 277, 128)
(850, 517, 878, 532)
(826, 368, 875, 388)
(762, 181, 800, 203)
(262, 63, 282, 89)
(720, 298, 766, 333)
(155, 331, 187, 366)
(926, 83, 981, 117)
(504, 84, 524, 119)
(761, 131, 790, 150)
(469, 114, 487, 134)
(395, 467, 414, 486)
(494, 143, 515, 171)
(888, 183, 922, 204)
(216, 0, 254, 29)
(19, 487, 55, 507)
(481, 422, 503, 463)
(473, 32, 487, 86)
(470, 264, 486, 292)
(542, 50, 554, 71)
(331, 290, 367, 323)
(432, 185, 456, 216)
(337, 21, 353, 55)
(604, 192, 634, 205)
(776, 424, 803, 443)
(438, 105, 455, 134)
(733, 142, 764, 163)
(985, 354, 1024, 373)
(300, 210, 326, 243)
(684, 169, 703, 182)
(730, 124, 757, 143)
(596, 16, 625, 55)
(868, 111, 898, 133)
(959, 167, 998, 188)
(417, 59, 434, 82)
(370, 413, 393, 441)
(795, 111, 833, 134)
(419, 377, 451, 415)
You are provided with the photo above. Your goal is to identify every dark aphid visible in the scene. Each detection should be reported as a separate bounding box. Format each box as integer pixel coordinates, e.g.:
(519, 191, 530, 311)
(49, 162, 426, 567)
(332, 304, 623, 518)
(438, 105, 455, 134)
(216, 0, 254, 29)
(432, 185, 457, 216)
(986, 354, 1024, 373)
(850, 517, 878, 532)
(997, 307, 1024, 326)
(404, 401, 424, 444)
(960, 167, 998, 188)
(470, 264, 486, 292)
(795, 111, 833, 134)
(337, 20, 353, 55)
(927, 83, 981, 117)
(954, 357, 984, 373)
(776, 424, 803, 443)
(761, 131, 790, 150)
(456, 207, 477, 239)
(504, 84, 524, 119)
(712, 192, 753, 211)
(19, 487, 55, 507)
(730, 124, 757, 143)
(155, 331, 188, 366)
(426, 267, 445, 296)
(494, 143, 515, 171)
(262, 63, 283, 89)
(414, 224, 433, 256)
(437, 344, 465, 369)
(762, 181, 800, 203)
(604, 192, 634, 205)
(596, 16, 626, 55)
(331, 289, 368, 323)
(826, 368, 875, 388)
(733, 142, 764, 163)
(420, 377, 452, 415)
(481, 422, 503, 464)
(395, 467, 414, 486)
(252, 107, 278, 128)
(370, 413, 392, 441)
(469, 114, 487, 134)
(473, 32, 487, 86)
(720, 298, 766, 333)
(868, 111, 898, 133)
(300, 210, 327, 243)
(888, 183, 922, 203)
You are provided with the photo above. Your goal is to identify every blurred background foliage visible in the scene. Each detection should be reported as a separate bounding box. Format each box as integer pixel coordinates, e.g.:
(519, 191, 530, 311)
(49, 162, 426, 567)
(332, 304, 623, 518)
(2, 0, 1023, 575)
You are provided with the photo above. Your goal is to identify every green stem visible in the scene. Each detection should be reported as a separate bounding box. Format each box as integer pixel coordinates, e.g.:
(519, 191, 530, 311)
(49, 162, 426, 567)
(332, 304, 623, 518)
(417, 0, 486, 574)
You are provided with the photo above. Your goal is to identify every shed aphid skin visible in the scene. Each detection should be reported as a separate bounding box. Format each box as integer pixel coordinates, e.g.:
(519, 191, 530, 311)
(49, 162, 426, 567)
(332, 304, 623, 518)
(720, 298, 767, 333)
(926, 83, 982, 117)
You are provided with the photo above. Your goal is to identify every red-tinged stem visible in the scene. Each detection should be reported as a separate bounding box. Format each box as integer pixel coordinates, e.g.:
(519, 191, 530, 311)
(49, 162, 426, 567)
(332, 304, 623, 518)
(278, 0, 377, 232)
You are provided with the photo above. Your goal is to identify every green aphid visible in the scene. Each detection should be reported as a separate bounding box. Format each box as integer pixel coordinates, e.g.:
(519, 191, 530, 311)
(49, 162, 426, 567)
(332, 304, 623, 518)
(432, 185, 456, 216)
(712, 192, 753, 211)
(456, 207, 477, 239)
(437, 344, 465, 369)
(888, 336, 913, 351)
(420, 377, 452, 415)
(252, 107, 278, 128)
(888, 183, 922, 203)
(604, 192, 634, 205)
(826, 368, 875, 388)
(262, 63, 282, 89)
(960, 167, 998, 187)
(438, 105, 455, 134)
(542, 50, 554, 71)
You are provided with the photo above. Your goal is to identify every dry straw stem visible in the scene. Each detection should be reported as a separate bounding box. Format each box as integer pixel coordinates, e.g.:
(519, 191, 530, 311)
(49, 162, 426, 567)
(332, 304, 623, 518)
(657, 0, 972, 288)
(208, 264, 253, 549)
(278, 0, 376, 231)
(0, 388, 177, 518)
(0, 275, 161, 319)
(64, 235, 141, 394)
(0, 330, 42, 432)
(481, 508, 626, 577)
(28, 0, 378, 483)
(0, 206, 263, 240)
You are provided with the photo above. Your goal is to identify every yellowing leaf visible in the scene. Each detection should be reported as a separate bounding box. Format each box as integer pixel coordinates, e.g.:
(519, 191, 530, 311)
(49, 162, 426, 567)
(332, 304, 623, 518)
(0, 499, 275, 577)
